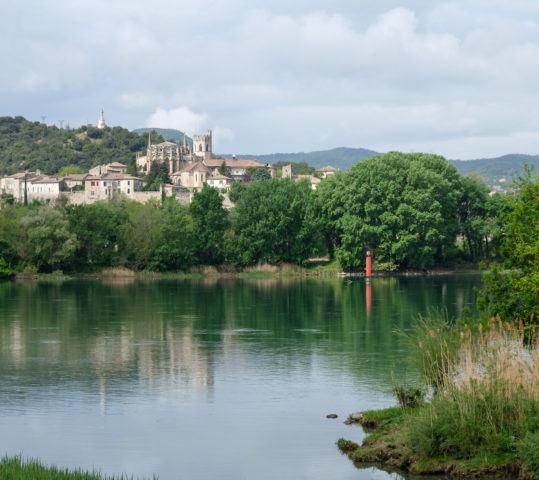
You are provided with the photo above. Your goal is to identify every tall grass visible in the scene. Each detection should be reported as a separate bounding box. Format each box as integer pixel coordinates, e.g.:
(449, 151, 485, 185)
(402, 317, 538, 474)
(0, 455, 157, 479)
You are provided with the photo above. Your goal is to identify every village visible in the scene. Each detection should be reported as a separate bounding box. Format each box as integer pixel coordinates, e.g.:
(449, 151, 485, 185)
(0, 111, 337, 207)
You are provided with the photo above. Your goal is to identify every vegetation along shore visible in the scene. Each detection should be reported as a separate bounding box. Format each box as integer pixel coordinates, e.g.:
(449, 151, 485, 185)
(338, 169, 538, 479)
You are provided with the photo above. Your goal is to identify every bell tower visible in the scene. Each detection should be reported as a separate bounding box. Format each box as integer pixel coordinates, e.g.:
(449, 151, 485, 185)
(97, 109, 106, 129)
(193, 129, 212, 160)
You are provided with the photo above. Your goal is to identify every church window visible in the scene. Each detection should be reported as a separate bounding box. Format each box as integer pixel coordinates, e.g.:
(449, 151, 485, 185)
(199, 144, 202, 152)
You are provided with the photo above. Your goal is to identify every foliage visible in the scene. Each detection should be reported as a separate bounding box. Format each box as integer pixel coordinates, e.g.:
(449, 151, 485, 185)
(272, 161, 316, 176)
(478, 166, 539, 330)
(218, 160, 230, 177)
(144, 161, 171, 191)
(403, 317, 537, 463)
(228, 180, 247, 203)
(190, 186, 228, 265)
(392, 384, 425, 409)
(0, 116, 163, 176)
(19, 206, 78, 272)
(249, 167, 271, 182)
(58, 165, 85, 176)
(149, 200, 196, 271)
(316, 152, 463, 271)
(0, 454, 154, 479)
(227, 178, 316, 267)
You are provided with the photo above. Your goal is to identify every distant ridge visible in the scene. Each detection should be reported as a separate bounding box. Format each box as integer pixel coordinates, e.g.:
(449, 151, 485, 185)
(133, 127, 192, 147)
(129, 127, 538, 186)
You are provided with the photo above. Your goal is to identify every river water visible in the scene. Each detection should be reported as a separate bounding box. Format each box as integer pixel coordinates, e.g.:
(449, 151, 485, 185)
(0, 275, 481, 479)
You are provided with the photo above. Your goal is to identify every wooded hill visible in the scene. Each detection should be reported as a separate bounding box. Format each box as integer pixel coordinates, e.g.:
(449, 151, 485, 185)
(0, 116, 164, 176)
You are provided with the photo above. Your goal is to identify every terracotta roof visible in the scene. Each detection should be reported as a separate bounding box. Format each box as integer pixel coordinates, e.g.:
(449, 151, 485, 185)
(6, 172, 40, 179)
(204, 158, 266, 168)
(32, 176, 63, 184)
(209, 174, 232, 181)
(107, 162, 127, 167)
(183, 162, 209, 173)
(317, 165, 337, 172)
(102, 173, 142, 181)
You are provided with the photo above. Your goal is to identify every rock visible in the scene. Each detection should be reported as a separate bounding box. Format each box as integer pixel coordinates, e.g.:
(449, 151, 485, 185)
(350, 413, 363, 422)
(326, 413, 338, 419)
(343, 419, 352, 425)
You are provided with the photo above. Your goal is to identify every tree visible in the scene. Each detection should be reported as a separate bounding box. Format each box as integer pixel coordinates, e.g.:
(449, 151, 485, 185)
(228, 181, 247, 203)
(218, 161, 230, 177)
(228, 178, 315, 266)
(19, 206, 78, 272)
(149, 200, 196, 271)
(144, 162, 171, 191)
(477, 167, 539, 330)
(250, 168, 271, 182)
(190, 185, 228, 265)
(316, 152, 463, 271)
(58, 165, 85, 176)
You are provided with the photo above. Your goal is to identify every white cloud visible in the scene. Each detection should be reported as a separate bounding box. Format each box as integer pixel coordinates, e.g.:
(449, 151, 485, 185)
(146, 106, 209, 135)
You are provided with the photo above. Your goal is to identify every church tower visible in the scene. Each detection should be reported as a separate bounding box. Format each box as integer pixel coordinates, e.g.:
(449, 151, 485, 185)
(97, 109, 106, 129)
(193, 129, 212, 160)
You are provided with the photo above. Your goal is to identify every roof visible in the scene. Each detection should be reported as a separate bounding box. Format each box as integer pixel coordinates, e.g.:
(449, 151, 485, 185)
(155, 141, 178, 147)
(317, 165, 338, 172)
(204, 158, 266, 168)
(107, 162, 127, 167)
(209, 174, 232, 181)
(6, 172, 40, 179)
(183, 162, 210, 173)
(63, 174, 89, 180)
(85, 174, 142, 181)
(32, 176, 63, 184)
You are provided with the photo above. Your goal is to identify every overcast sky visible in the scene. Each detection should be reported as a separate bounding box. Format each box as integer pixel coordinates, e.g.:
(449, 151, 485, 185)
(3, 1, 539, 159)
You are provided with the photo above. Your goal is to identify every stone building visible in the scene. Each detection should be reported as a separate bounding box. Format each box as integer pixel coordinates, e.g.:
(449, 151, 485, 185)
(97, 110, 106, 129)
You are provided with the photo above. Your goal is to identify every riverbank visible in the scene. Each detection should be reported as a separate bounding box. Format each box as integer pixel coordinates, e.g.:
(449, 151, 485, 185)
(338, 407, 529, 479)
(0, 455, 155, 480)
(10, 261, 482, 282)
(338, 317, 538, 480)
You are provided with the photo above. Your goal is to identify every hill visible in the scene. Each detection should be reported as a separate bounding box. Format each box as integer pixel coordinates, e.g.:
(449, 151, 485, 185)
(133, 127, 192, 146)
(230, 147, 381, 170)
(0, 116, 163, 176)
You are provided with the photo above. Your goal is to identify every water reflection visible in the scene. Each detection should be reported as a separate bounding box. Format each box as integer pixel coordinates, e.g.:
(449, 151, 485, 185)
(0, 276, 482, 480)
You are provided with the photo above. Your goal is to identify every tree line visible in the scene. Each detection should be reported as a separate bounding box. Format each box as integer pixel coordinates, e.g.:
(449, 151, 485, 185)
(0, 151, 535, 327)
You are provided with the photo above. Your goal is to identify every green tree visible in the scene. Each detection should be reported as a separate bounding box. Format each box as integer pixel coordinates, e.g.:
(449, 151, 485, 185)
(228, 180, 247, 203)
(150, 200, 196, 271)
(58, 165, 85, 176)
(478, 167, 539, 329)
(66, 201, 128, 270)
(218, 161, 231, 177)
(316, 152, 462, 271)
(228, 178, 315, 266)
(19, 206, 78, 272)
(250, 168, 271, 182)
(190, 185, 228, 265)
(144, 162, 171, 191)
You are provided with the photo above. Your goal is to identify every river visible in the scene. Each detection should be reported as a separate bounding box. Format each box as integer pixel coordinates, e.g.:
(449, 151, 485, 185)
(0, 275, 481, 479)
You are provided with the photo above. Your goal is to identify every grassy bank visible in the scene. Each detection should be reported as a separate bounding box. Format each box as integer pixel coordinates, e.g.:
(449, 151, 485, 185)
(338, 317, 538, 479)
(0, 455, 156, 480)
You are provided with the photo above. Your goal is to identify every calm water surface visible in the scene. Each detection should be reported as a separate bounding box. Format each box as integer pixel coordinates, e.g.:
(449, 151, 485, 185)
(0, 275, 481, 480)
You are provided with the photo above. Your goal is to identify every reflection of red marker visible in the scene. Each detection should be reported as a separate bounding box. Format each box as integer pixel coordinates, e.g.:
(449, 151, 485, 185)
(366, 251, 372, 278)
(366, 282, 372, 318)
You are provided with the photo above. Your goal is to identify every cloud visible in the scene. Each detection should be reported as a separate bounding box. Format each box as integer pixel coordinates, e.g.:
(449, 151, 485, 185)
(146, 106, 209, 135)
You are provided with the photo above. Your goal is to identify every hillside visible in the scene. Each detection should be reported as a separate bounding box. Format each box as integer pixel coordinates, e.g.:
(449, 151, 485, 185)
(0, 117, 163, 176)
(133, 127, 192, 146)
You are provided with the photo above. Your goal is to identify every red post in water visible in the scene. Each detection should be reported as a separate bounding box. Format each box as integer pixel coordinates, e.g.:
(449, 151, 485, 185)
(366, 251, 372, 278)
(366, 282, 372, 318)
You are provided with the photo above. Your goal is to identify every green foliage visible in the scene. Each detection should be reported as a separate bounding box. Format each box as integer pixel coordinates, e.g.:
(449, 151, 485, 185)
(149, 200, 196, 271)
(58, 165, 85, 176)
(393, 384, 425, 409)
(228, 180, 247, 203)
(0, 116, 163, 176)
(218, 161, 230, 177)
(190, 185, 228, 265)
(517, 431, 539, 478)
(144, 162, 171, 191)
(0, 454, 154, 479)
(227, 178, 316, 267)
(19, 206, 78, 272)
(250, 167, 271, 182)
(272, 161, 316, 176)
(66, 202, 128, 270)
(316, 152, 463, 271)
(478, 166, 539, 329)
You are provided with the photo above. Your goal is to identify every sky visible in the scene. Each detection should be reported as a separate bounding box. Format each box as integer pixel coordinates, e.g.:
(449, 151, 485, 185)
(3, 0, 539, 159)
